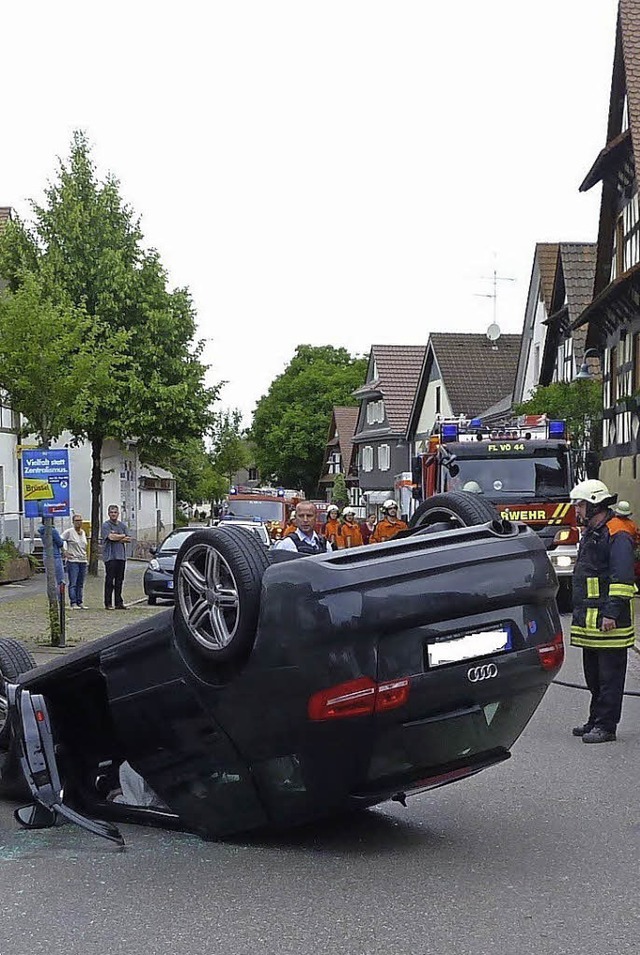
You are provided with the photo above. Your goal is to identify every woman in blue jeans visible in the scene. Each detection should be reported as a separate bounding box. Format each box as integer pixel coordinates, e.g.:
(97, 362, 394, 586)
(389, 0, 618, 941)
(62, 514, 89, 608)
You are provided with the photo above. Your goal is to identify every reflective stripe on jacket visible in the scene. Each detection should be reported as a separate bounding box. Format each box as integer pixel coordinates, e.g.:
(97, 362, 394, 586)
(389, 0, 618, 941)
(570, 514, 637, 650)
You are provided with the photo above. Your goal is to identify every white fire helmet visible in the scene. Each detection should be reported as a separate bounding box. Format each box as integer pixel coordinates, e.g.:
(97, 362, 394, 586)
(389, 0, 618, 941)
(462, 481, 483, 494)
(382, 499, 398, 512)
(612, 500, 633, 518)
(342, 506, 356, 517)
(569, 479, 615, 506)
(327, 505, 339, 516)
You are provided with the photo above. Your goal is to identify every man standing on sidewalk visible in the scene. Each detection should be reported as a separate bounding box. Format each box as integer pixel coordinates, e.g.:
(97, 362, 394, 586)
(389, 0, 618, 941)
(101, 505, 131, 611)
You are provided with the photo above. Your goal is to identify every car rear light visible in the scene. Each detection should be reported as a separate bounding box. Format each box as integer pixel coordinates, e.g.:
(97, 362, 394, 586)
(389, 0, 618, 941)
(375, 678, 411, 712)
(308, 676, 410, 721)
(553, 526, 579, 546)
(536, 632, 564, 670)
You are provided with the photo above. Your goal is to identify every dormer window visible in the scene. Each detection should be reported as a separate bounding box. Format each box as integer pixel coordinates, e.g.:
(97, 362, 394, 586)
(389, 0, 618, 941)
(366, 400, 385, 424)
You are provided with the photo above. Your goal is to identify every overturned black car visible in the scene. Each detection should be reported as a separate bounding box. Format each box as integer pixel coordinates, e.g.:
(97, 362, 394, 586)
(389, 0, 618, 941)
(0, 493, 563, 846)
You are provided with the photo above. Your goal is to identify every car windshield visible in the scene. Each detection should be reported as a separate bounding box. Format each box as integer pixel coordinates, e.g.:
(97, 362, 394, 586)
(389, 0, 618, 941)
(443, 453, 571, 499)
(158, 529, 197, 553)
(224, 500, 284, 522)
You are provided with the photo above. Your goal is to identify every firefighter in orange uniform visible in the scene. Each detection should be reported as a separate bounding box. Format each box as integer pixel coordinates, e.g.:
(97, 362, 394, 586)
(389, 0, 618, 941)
(283, 510, 297, 537)
(337, 507, 363, 549)
(369, 499, 408, 544)
(324, 505, 341, 547)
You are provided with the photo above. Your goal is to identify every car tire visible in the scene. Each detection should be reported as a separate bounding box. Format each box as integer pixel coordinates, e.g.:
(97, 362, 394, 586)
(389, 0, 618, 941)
(0, 638, 36, 750)
(409, 491, 499, 530)
(173, 526, 270, 664)
(147, 595, 157, 606)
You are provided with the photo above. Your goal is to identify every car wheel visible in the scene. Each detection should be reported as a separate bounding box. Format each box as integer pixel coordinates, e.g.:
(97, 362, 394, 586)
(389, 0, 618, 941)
(410, 491, 499, 530)
(0, 638, 36, 750)
(147, 595, 157, 606)
(174, 527, 270, 664)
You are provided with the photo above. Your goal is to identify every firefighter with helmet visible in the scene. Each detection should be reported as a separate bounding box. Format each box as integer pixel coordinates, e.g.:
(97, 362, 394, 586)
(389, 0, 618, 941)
(337, 506, 363, 549)
(325, 505, 341, 547)
(283, 510, 297, 537)
(369, 499, 408, 544)
(568, 479, 637, 743)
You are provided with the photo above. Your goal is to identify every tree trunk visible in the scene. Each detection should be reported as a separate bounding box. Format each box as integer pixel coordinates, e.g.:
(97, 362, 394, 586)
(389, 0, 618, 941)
(88, 435, 103, 577)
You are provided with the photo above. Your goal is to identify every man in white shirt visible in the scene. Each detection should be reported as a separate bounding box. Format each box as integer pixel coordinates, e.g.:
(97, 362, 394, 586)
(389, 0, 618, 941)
(62, 514, 89, 609)
(273, 501, 331, 555)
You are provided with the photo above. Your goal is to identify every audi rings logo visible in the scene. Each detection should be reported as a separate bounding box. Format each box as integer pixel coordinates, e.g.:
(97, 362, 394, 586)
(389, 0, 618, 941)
(467, 663, 498, 682)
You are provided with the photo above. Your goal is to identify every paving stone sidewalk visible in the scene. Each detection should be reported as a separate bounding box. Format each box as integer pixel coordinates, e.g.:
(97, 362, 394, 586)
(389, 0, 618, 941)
(0, 560, 166, 655)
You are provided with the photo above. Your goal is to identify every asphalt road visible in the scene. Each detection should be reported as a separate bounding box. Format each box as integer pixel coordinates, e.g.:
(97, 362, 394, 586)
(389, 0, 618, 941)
(1, 619, 639, 955)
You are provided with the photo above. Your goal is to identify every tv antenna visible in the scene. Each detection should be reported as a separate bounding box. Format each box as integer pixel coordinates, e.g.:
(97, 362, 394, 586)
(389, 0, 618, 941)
(475, 265, 516, 325)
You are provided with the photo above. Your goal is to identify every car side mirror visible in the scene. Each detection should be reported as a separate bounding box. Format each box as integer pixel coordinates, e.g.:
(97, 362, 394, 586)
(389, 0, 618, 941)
(14, 803, 58, 829)
(449, 464, 460, 477)
(149, 546, 157, 556)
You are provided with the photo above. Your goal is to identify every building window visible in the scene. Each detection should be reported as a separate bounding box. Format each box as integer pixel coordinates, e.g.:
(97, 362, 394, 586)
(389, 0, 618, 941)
(378, 444, 390, 471)
(623, 193, 640, 273)
(328, 452, 342, 474)
(556, 343, 564, 382)
(611, 345, 618, 404)
(0, 393, 18, 432)
(564, 337, 574, 382)
(633, 333, 640, 391)
(603, 348, 611, 408)
(361, 446, 373, 471)
(611, 216, 625, 281)
(435, 386, 441, 415)
(533, 344, 540, 382)
(366, 400, 385, 424)
(248, 468, 258, 481)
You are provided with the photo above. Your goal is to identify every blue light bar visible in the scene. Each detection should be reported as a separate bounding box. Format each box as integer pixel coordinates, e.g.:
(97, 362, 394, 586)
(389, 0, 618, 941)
(548, 420, 566, 438)
(229, 486, 237, 495)
(441, 423, 459, 442)
(470, 418, 482, 429)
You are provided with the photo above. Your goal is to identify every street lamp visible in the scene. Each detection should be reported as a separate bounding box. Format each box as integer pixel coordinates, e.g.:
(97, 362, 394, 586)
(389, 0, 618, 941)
(573, 348, 602, 480)
(574, 348, 601, 381)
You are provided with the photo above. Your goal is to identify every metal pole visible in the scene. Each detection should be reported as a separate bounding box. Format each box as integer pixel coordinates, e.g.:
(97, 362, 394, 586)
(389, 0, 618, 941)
(58, 581, 66, 647)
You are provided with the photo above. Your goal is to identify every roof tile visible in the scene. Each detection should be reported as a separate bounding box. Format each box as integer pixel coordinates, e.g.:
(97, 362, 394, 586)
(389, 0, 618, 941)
(429, 332, 521, 416)
(366, 345, 427, 432)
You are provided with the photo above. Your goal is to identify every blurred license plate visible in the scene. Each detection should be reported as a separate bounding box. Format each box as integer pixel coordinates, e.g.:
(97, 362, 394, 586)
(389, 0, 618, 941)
(167, 580, 174, 590)
(428, 627, 510, 668)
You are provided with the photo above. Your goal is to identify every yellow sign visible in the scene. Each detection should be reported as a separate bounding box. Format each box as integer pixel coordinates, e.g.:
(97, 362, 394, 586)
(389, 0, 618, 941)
(23, 479, 55, 501)
(500, 508, 547, 522)
(15, 443, 39, 457)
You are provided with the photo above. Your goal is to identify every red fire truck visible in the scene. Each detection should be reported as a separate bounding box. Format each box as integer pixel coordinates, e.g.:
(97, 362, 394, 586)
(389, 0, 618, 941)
(411, 414, 578, 610)
(224, 486, 303, 540)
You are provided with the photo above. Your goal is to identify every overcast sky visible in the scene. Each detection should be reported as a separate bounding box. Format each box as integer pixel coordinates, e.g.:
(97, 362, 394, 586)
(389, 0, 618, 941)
(1, 1, 620, 425)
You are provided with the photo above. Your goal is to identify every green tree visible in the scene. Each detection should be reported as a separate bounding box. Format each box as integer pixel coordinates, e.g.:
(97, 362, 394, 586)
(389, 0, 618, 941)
(168, 436, 229, 516)
(514, 379, 603, 477)
(0, 131, 219, 574)
(250, 345, 366, 497)
(0, 274, 123, 643)
(210, 410, 249, 484)
(331, 472, 349, 511)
